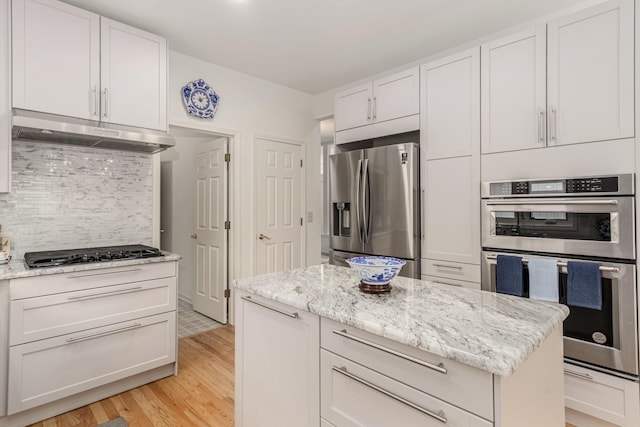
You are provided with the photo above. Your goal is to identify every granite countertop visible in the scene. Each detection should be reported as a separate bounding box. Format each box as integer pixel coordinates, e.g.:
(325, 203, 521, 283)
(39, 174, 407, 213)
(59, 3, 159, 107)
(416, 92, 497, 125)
(234, 264, 569, 377)
(0, 252, 181, 281)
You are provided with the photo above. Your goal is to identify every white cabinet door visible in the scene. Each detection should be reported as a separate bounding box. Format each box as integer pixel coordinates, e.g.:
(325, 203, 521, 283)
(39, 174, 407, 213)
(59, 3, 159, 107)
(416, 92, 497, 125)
(481, 26, 546, 154)
(1, 0, 10, 193)
(101, 17, 167, 131)
(12, 0, 100, 120)
(235, 292, 319, 427)
(422, 48, 479, 159)
(372, 66, 419, 124)
(424, 156, 480, 265)
(547, 0, 634, 146)
(334, 82, 372, 131)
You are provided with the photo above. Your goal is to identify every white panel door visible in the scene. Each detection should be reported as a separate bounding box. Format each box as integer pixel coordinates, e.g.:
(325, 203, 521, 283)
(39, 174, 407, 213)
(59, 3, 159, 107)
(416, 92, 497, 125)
(100, 17, 167, 130)
(255, 138, 303, 274)
(547, 0, 634, 146)
(334, 82, 372, 131)
(424, 156, 479, 265)
(194, 139, 228, 324)
(12, 0, 100, 119)
(481, 26, 546, 154)
(373, 66, 419, 123)
(422, 48, 479, 160)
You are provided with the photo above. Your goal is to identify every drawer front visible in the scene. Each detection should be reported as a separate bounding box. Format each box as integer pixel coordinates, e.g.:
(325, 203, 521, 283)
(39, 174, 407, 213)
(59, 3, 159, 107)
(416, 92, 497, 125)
(421, 274, 481, 290)
(7, 312, 176, 414)
(564, 362, 640, 426)
(10, 261, 177, 300)
(10, 277, 176, 345)
(422, 259, 481, 282)
(321, 350, 492, 427)
(321, 318, 493, 420)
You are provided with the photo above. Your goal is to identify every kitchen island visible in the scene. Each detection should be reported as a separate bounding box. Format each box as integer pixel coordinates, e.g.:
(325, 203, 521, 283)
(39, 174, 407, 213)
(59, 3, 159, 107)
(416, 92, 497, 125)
(0, 253, 180, 427)
(235, 264, 569, 427)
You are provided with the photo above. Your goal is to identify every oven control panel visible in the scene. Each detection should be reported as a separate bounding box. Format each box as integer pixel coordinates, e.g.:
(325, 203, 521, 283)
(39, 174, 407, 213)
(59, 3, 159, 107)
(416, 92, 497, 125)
(485, 174, 632, 197)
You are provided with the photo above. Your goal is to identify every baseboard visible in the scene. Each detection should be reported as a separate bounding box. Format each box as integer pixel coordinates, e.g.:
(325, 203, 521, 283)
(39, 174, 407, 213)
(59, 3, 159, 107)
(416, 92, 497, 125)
(177, 293, 193, 305)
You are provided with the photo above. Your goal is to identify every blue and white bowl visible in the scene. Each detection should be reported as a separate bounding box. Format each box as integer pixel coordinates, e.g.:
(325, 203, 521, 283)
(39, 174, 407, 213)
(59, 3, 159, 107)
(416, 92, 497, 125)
(346, 256, 407, 285)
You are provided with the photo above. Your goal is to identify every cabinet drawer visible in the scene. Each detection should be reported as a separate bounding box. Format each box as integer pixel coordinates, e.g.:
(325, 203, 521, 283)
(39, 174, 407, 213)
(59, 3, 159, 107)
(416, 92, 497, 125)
(422, 259, 481, 283)
(321, 318, 493, 420)
(10, 261, 176, 300)
(421, 274, 481, 290)
(321, 350, 492, 427)
(564, 363, 640, 426)
(7, 311, 176, 414)
(10, 277, 176, 345)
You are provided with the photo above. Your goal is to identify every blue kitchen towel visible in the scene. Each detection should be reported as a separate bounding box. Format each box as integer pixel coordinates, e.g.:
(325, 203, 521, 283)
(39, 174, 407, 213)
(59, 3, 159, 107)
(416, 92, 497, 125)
(496, 254, 524, 296)
(567, 261, 602, 310)
(528, 257, 559, 302)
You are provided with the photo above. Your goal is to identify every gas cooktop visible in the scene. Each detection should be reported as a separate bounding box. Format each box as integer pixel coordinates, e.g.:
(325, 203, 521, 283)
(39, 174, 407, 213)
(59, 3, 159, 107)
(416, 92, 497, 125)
(24, 244, 164, 269)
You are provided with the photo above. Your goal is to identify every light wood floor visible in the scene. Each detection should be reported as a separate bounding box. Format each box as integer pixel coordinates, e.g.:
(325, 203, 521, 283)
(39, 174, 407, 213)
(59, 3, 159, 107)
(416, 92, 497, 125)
(29, 325, 576, 427)
(30, 326, 234, 427)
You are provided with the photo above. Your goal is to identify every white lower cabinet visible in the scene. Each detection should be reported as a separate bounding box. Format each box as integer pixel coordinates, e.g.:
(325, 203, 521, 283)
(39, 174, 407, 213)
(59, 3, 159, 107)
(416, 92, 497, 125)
(235, 291, 320, 427)
(421, 274, 481, 290)
(564, 363, 640, 427)
(321, 350, 491, 427)
(3, 261, 178, 422)
(8, 312, 175, 414)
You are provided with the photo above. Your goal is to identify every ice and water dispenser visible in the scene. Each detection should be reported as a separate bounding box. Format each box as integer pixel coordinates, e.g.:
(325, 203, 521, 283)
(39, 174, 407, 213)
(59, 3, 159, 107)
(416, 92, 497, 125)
(332, 202, 351, 237)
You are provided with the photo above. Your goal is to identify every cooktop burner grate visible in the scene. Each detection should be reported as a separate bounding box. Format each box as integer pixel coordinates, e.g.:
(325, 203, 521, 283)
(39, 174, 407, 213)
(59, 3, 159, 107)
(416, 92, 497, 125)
(24, 244, 164, 268)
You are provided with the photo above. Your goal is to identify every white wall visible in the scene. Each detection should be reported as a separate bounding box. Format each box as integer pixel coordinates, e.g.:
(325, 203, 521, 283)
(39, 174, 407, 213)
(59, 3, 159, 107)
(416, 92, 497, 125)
(165, 51, 320, 293)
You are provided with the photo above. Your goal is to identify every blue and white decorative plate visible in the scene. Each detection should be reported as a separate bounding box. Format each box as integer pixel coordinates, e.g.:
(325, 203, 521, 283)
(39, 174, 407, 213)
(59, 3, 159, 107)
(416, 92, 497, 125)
(181, 79, 219, 119)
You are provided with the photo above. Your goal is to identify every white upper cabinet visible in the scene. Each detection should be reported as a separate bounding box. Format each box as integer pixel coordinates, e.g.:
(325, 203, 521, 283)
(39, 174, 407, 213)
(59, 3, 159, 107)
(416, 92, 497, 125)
(1, 0, 10, 193)
(334, 67, 419, 144)
(547, 0, 634, 146)
(100, 18, 166, 130)
(481, 0, 633, 154)
(12, 0, 167, 131)
(422, 48, 480, 159)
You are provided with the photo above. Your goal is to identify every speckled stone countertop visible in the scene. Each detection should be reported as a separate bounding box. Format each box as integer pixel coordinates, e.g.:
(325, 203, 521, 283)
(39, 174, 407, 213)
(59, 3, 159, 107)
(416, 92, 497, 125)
(0, 252, 181, 281)
(234, 264, 569, 377)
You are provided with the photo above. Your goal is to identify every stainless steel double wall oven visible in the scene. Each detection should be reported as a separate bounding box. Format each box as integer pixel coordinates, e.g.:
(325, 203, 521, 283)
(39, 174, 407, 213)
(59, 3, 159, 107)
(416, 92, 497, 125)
(481, 174, 638, 379)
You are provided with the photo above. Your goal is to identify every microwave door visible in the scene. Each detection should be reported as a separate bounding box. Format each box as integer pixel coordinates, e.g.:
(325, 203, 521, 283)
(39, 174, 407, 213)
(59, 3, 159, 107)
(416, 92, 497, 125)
(363, 143, 419, 259)
(329, 149, 365, 254)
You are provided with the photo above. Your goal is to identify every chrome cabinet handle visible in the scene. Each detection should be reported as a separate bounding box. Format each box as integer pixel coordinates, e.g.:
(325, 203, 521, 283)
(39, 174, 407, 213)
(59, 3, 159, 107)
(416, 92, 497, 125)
(432, 281, 463, 287)
(241, 296, 299, 319)
(367, 98, 372, 121)
(67, 286, 143, 301)
(433, 263, 463, 270)
(91, 86, 99, 116)
(538, 108, 546, 144)
(333, 366, 447, 424)
(333, 329, 447, 374)
(67, 268, 142, 279)
(372, 97, 377, 121)
(564, 369, 594, 381)
(548, 106, 557, 143)
(67, 322, 143, 343)
(258, 233, 271, 240)
(102, 88, 109, 118)
(486, 199, 618, 206)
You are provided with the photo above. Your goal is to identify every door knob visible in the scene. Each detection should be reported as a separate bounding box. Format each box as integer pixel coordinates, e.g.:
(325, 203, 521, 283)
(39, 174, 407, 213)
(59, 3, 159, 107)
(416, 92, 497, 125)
(190, 234, 197, 239)
(258, 233, 271, 240)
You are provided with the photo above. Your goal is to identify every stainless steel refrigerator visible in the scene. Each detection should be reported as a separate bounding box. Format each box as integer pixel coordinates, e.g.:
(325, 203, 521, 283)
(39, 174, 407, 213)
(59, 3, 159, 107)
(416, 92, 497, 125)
(329, 142, 420, 278)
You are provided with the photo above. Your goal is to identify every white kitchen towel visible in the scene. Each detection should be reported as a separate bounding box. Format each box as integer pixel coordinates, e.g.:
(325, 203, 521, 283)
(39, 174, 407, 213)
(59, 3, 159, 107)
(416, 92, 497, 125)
(528, 257, 559, 302)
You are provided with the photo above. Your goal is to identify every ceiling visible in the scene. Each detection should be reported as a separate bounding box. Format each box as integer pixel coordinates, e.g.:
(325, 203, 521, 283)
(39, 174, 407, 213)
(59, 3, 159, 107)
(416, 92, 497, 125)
(64, 0, 589, 95)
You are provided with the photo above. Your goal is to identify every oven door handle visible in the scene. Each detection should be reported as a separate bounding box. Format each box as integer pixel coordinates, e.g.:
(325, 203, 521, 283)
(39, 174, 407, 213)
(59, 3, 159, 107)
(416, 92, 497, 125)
(485, 199, 618, 206)
(484, 254, 620, 273)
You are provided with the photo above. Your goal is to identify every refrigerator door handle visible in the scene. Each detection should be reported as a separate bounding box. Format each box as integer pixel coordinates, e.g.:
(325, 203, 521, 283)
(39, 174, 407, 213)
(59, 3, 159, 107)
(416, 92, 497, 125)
(362, 158, 370, 243)
(355, 159, 363, 242)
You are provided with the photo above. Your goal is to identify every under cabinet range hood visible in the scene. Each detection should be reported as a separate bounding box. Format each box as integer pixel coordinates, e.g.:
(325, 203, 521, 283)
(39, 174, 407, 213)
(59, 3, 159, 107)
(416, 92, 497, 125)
(11, 109, 175, 154)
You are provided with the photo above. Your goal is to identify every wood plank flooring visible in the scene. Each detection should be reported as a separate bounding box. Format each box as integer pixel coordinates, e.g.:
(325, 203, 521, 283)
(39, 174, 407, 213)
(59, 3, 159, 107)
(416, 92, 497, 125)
(29, 324, 575, 427)
(29, 326, 234, 427)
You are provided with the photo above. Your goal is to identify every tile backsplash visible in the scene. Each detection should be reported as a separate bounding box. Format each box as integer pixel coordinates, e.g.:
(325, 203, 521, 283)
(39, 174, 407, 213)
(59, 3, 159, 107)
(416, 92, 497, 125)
(0, 141, 154, 259)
